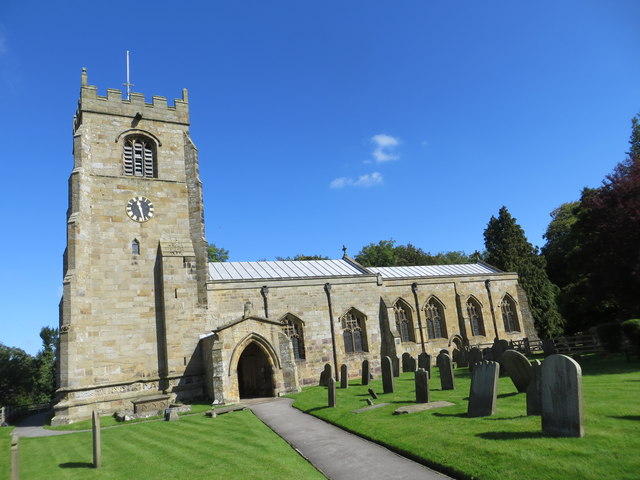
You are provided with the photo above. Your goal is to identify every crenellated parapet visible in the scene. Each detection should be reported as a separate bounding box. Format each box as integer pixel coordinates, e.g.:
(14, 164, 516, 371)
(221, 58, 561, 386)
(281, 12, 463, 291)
(73, 68, 189, 132)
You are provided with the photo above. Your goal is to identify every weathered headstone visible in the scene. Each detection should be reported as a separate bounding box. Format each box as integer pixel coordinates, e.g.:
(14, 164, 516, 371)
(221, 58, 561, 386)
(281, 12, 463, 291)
(469, 347, 483, 372)
(541, 354, 584, 437)
(340, 364, 348, 389)
(526, 360, 542, 416)
(366, 398, 374, 406)
(418, 352, 431, 378)
(491, 338, 509, 360)
(328, 378, 337, 407)
(319, 363, 332, 386)
(402, 352, 412, 372)
(415, 368, 430, 403)
(368, 388, 378, 399)
(382, 356, 395, 393)
(92, 410, 101, 469)
(482, 348, 494, 361)
(436, 349, 449, 368)
(164, 408, 179, 421)
(392, 355, 400, 377)
(542, 339, 557, 357)
(501, 349, 533, 393)
(437, 352, 455, 390)
(361, 359, 370, 385)
(11, 435, 18, 480)
(453, 347, 469, 368)
(467, 361, 499, 417)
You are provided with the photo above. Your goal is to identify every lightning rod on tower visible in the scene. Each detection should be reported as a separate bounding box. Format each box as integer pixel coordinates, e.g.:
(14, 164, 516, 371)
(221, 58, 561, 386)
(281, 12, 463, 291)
(123, 50, 134, 100)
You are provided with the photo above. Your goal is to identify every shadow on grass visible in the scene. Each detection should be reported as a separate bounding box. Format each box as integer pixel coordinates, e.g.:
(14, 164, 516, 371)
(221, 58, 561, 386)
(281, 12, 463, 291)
(610, 415, 640, 421)
(432, 412, 467, 418)
(477, 431, 543, 440)
(497, 392, 520, 399)
(480, 415, 528, 421)
(59, 462, 94, 469)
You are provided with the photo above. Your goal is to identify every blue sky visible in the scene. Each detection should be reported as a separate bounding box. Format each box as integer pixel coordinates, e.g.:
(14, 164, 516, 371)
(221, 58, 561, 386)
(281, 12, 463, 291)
(1, 1, 639, 355)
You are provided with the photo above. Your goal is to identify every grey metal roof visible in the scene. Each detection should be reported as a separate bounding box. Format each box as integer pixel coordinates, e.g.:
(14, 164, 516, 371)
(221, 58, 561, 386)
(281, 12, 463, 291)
(368, 263, 498, 278)
(208, 259, 366, 281)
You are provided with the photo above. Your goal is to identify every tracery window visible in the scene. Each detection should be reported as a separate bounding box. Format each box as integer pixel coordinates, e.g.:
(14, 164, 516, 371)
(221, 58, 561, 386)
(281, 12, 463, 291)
(425, 297, 447, 339)
(281, 314, 305, 360)
(500, 294, 520, 333)
(466, 297, 485, 337)
(394, 299, 415, 343)
(123, 136, 156, 178)
(341, 309, 368, 353)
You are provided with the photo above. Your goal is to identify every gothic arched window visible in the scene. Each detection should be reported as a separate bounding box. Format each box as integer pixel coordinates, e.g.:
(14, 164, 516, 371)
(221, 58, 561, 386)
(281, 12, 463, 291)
(131, 239, 140, 256)
(393, 299, 415, 343)
(123, 136, 156, 178)
(281, 314, 305, 360)
(341, 309, 368, 353)
(466, 296, 485, 337)
(500, 294, 520, 333)
(425, 296, 447, 339)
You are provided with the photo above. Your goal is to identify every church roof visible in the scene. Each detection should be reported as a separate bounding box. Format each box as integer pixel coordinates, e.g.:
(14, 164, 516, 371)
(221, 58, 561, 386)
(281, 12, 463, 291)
(208, 259, 498, 281)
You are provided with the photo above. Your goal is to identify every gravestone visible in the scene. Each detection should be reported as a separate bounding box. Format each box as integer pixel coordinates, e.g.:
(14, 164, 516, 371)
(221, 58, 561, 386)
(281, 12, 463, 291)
(92, 411, 101, 468)
(436, 349, 449, 368)
(10, 435, 18, 480)
(501, 349, 533, 393)
(467, 361, 499, 417)
(382, 356, 395, 393)
(328, 378, 337, 407)
(542, 339, 557, 357)
(319, 363, 332, 386)
(482, 348, 494, 361)
(437, 352, 455, 390)
(409, 355, 417, 372)
(340, 364, 348, 389)
(453, 347, 469, 368)
(526, 360, 542, 416)
(402, 352, 412, 372)
(491, 338, 509, 361)
(418, 352, 432, 378)
(368, 388, 378, 399)
(392, 355, 400, 377)
(366, 398, 374, 406)
(361, 359, 370, 385)
(541, 354, 584, 437)
(469, 347, 483, 372)
(415, 368, 430, 403)
(164, 408, 179, 421)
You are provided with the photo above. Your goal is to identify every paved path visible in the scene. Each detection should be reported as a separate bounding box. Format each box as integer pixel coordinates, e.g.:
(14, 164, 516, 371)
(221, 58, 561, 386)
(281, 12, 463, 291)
(12, 411, 85, 438)
(251, 398, 453, 480)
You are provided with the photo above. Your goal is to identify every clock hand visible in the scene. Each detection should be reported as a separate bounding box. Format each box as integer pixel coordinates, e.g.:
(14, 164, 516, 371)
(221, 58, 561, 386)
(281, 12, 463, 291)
(136, 200, 144, 217)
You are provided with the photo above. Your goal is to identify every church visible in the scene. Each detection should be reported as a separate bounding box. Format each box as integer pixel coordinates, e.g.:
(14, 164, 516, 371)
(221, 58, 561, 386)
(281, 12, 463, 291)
(52, 70, 537, 424)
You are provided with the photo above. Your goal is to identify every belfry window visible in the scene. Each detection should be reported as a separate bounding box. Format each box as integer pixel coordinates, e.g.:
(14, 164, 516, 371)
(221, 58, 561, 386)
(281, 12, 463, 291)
(281, 314, 305, 360)
(123, 136, 156, 178)
(500, 294, 521, 333)
(466, 297, 485, 337)
(394, 299, 415, 343)
(131, 239, 140, 255)
(341, 309, 368, 353)
(425, 297, 447, 339)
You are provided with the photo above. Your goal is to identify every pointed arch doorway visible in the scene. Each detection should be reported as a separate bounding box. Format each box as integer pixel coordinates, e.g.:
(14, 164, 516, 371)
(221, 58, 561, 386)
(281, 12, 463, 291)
(237, 342, 274, 398)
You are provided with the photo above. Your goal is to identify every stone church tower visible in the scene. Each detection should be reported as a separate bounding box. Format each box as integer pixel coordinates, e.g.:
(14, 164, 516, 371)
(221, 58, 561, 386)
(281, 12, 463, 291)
(53, 69, 209, 424)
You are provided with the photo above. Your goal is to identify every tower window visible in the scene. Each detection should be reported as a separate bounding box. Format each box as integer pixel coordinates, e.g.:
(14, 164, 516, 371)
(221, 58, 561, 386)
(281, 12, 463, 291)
(131, 239, 140, 255)
(123, 136, 156, 178)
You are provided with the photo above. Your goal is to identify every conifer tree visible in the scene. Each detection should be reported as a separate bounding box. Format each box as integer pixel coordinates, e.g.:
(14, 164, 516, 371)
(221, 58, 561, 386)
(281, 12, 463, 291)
(484, 206, 564, 337)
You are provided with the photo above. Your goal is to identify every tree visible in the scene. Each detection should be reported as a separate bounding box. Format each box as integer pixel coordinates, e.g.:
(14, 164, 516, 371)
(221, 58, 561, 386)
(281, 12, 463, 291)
(0, 344, 36, 405)
(207, 243, 229, 262)
(484, 206, 564, 337)
(355, 240, 476, 267)
(355, 240, 399, 267)
(275, 254, 330, 261)
(33, 327, 59, 402)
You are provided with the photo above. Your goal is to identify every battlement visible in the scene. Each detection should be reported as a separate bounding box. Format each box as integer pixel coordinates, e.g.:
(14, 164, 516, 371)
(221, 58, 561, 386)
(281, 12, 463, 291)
(75, 68, 190, 128)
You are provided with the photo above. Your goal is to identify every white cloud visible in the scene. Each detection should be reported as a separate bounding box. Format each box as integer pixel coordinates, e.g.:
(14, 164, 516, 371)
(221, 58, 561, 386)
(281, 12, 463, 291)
(330, 172, 383, 189)
(371, 134, 400, 163)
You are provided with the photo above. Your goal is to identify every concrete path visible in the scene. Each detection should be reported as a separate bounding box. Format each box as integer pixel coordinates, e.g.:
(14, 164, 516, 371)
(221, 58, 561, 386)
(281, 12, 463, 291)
(251, 398, 453, 480)
(12, 411, 86, 438)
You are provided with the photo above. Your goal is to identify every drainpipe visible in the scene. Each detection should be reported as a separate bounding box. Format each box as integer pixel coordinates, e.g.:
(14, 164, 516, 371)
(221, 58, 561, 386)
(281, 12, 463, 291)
(324, 283, 339, 380)
(485, 280, 499, 340)
(260, 285, 269, 318)
(411, 282, 426, 353)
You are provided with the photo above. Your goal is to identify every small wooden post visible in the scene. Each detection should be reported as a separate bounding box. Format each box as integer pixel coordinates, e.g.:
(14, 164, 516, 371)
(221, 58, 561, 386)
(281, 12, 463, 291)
(10, 434, 19, 480)
(92, 411, 101, 468)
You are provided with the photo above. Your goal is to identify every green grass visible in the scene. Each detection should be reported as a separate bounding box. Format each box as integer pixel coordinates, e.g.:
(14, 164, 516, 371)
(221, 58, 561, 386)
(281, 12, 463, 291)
(290, 355, 640, 480)
(1, 426, 15, 480)
(10, 411, 323, 480)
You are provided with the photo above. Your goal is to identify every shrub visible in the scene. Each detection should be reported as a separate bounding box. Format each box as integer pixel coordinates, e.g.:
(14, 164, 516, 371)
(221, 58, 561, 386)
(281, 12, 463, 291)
(596, 321, 623, 352)
(621, 319, 640, 351)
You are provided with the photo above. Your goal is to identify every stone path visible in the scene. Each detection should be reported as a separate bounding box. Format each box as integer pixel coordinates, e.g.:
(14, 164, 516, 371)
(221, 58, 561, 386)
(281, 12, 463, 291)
(251, 398, 453, 480)
(12, 411, 85, 438)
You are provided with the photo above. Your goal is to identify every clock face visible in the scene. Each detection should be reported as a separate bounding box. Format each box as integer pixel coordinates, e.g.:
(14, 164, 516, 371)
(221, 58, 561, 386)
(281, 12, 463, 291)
(126, 196, 154, 222)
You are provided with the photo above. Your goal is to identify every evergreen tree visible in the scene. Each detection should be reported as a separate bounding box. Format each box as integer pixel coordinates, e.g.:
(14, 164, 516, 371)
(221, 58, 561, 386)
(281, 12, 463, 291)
(484, 206, 564, 337)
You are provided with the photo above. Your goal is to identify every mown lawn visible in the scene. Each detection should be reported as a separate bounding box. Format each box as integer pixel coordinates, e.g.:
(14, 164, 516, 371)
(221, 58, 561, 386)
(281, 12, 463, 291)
(2, 411, 324, 480)
(290, 355, 640, 480)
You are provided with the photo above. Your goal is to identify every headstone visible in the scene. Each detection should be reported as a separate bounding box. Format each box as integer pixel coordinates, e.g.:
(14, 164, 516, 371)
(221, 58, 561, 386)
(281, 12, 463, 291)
(402, 352, 412, 372)
(492, 339, 509, 360)
(10, 435, 18, 480)
(92, 410, 101, 469)
(165, 408, 179, 421)
(542, 339, 557, 357)
(328, 377, 336, 407)
(437, 352, 455, 390)
(467, 361, 499, 417)
(319, 363, 332, 386)
(482, 348, 494, 361)
(409, 355, 417, 372)
(453, 347, 469, 367)
(436, 349, 449, 368)
(418, 352, 431, 378)
(368, 388, 378, 399)
(366, 398, 374, 406)
(501, 349, 533, 393)
(382, 356, 395, 393)
(526, 360, 542, 416)
(469, 347, 483, 372)
(392, 355, 400, 377)
(361, 359, 370, 385)
(541, 354, 584, 437)
(415, 368, 430, 403)
(340, 364, 348, 389)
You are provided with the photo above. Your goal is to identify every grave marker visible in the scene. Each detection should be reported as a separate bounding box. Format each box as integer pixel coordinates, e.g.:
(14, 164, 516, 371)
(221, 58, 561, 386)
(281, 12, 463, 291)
(502, 349, 533, 393)
(541, 354, 584, 437)
(340, 364, 348, 389)
(467, 361, 499, 417)
(319, 363, 332, 386)
(418, 352, 431, 378)
(368, 388, 378, 399)
(415, 368, 430, 403)
(392, 355, 400, 377)
(382, 356, 395, 393)
(328, 378, 337, 407)
(469, 347, 483, 372)
(361, 359, 370, 385)
(92, 410, 101, 469)
(526, 360, 542, 416)
(437, 352, 455, 390)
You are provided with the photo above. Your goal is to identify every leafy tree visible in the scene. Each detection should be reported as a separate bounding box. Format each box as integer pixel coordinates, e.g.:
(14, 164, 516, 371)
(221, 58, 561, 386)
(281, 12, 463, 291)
(207, 243, 229, 262)
(275, 254, 330, 261)
(33, 327, 59, 402)
(0, 344, 36, 405)
(484, 206, 564, 337)
(355, 240, 399, 267)
(355, 240, 476, 267)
